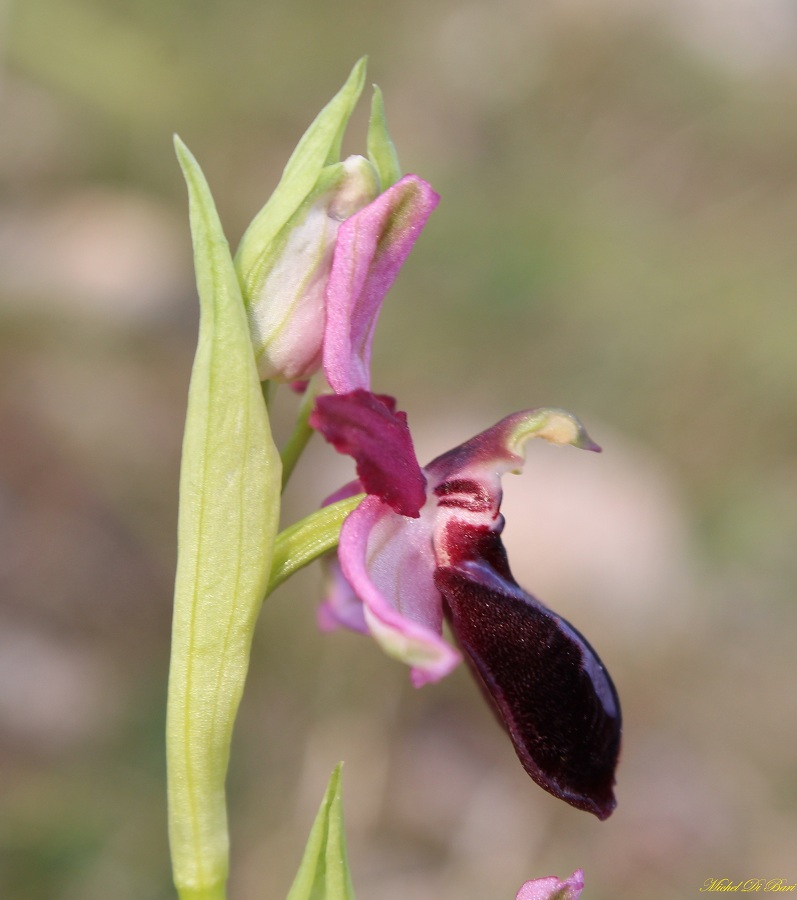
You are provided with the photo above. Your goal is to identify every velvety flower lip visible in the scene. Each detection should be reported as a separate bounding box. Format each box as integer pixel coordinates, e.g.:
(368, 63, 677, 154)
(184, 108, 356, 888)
(323, 175, 439, 394)
(435, 562, 620, 819)
(314, 398, 621, 817)
(516, 869, 585, 900)
(427, 412, 619, 819)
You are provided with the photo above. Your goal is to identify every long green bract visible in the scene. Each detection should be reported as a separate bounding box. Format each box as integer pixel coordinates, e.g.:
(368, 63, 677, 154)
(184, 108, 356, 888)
(234, 58, 367, 303)
(167, 136, 282, 900)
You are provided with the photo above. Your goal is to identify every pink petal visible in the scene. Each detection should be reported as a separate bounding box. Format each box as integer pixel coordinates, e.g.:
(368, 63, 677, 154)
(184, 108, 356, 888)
(516, 870, 585, 900)
(337, 496, 460, 686)
(323, 175, 439, 394)
(311, 390, 426, 517)
(318, 555, 368, 634)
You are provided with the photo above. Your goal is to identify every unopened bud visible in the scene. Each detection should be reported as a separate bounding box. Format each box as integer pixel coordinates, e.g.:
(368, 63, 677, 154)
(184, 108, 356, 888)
(246, 156, 378, 382)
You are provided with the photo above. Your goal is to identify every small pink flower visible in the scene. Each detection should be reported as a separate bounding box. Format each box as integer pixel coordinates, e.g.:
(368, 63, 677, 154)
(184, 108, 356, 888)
(516, 869, 585, 900)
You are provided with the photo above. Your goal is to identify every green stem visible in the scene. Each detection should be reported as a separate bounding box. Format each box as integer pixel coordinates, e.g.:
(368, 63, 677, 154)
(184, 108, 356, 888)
(177, 887, 227, 900)
(280, 377, 324, 490)
(267, 494, 365, 597)
(261, 379, 274, 407)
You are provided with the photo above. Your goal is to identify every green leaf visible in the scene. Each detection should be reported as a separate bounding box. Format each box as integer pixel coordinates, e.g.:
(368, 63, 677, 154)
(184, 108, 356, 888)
(167, 136, 282, 900)
(235, 58, 367, 303)
(366, 84, 401, 190)
(286, 765, 356, 900)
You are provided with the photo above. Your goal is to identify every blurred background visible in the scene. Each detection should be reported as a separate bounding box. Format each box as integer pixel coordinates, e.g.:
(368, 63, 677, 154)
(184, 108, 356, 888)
(2, 0, 797, 897)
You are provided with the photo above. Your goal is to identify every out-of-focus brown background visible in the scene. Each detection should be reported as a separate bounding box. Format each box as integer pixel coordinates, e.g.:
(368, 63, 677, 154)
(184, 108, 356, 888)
(2, 1, 797, 898)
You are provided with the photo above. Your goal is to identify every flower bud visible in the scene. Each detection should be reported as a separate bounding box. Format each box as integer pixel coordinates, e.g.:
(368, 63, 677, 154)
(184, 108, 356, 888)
(245, 155, 378, 382)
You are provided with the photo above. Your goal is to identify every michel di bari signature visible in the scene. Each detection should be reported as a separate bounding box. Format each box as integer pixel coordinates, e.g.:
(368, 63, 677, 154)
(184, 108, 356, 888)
(701, 879, 796, 893)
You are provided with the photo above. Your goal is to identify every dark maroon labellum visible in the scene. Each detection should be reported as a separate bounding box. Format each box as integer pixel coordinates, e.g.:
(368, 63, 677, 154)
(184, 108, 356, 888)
(436, 565, 621, 819)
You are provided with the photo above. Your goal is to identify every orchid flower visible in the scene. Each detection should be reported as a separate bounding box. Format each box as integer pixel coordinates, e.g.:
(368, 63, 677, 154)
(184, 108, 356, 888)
(234, 57, 438, 389)
(244, 169, 438, 387)
(242, 154, 379, 383)
(516, 869, 585, 900)
(311, 391, 622, 819)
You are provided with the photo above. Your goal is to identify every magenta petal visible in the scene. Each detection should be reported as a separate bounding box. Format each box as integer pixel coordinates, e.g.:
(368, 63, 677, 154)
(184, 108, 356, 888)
(311, 390, 426, 517)
(337, 496, 460, 686)
(323, 175, 439, 394)
(436, 558, 621, 820)
(516, 870, 585, 900)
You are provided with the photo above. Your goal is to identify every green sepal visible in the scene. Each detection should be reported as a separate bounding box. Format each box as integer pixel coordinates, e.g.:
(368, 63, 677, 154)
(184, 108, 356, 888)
(505, 408, 601, 457)
(167, 136, 282, 899)
(251, 160, 348, 282)
(244, 160, 347, 374)
(235, 58, 367, 304)
(286, 764, 356, 900)
(366, 85, 401, 190)
(267, 494, 365, 597)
